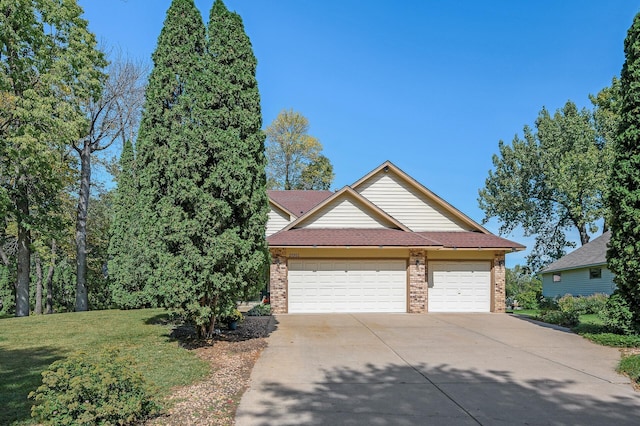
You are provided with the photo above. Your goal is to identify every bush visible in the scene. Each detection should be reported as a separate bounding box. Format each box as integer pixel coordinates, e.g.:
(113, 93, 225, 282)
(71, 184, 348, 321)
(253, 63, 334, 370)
(246, 303, 271, 316)
(538, 296, 558, 311)
(536, 310, 580, 327)
(29, 349, 159, 425)
(599, 293, 637, 335)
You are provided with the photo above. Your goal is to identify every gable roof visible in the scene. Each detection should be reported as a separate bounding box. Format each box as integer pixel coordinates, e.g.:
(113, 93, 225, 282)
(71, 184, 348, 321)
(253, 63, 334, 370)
(351, 161, 489, 233)
(282, 186, 410, 232)
(542, 231, 610, 274)
(267, 190, 333, 218)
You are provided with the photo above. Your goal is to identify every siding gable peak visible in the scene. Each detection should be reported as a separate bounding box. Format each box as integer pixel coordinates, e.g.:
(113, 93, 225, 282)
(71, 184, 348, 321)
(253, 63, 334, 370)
(283, 186, 410, 231)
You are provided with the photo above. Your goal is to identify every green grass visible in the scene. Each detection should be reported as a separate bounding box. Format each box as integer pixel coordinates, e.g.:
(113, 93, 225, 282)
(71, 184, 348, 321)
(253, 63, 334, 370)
(0, 309, 210, 425)
(619, 353, 640, 384)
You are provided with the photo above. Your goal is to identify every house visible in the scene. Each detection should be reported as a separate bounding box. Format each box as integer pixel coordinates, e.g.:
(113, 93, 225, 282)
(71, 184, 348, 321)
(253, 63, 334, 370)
(266, 161, 524, 314)
(541, 231, 616, 298)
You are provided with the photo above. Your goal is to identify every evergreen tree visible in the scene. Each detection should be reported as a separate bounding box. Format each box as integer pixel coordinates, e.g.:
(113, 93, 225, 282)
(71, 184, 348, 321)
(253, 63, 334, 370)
(183, 0, 268, 336)
(607, 13, 640, 325)
(133, 0, 206, 310)
(108, 140, 151, 308)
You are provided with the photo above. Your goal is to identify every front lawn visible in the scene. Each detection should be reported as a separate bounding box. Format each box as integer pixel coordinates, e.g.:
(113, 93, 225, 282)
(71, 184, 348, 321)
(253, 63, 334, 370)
(0, 309, 210, 425)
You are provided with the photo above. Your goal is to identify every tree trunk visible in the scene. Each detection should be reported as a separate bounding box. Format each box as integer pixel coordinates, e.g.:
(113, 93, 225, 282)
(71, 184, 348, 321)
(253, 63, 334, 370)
(35, 253, 43, 315)
(75, 141, 91, 311)
(15, 190, 31, 317)
(577, 223, 591, 246)
(46, 240, 56, 314)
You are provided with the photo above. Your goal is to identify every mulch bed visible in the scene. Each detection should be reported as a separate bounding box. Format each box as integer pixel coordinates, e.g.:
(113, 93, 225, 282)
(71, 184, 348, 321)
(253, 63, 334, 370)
(147, 316, 275, 426)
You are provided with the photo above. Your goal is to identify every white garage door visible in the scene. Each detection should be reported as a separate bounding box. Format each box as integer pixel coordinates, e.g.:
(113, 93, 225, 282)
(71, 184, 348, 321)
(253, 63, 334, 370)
(288, 259, 407, 313)
(428, 261, 491, 312)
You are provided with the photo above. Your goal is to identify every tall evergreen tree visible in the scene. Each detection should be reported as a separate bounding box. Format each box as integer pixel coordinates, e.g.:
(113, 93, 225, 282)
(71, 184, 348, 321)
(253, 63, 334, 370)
(132, 0, 206, 311)
(182, 0, 268, 336)
(108, 140, 151, 308)
(607, 13, 640, 325)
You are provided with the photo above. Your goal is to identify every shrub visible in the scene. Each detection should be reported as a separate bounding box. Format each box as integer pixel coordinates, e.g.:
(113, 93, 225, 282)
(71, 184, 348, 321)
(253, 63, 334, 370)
(247, 303, 271, 316)
(575, 293, 608, 315)
(29, 349, 159, 425)
(538, 296, 558, 311)
(557, 294, 577, 313)
(599, 293, 637, 335)
(515, 290, 540, 309)
(536, 310, 580, 327)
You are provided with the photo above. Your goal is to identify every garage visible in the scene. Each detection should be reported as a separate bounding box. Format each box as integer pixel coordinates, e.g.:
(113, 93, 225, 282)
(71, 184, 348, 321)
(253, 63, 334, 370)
(428, 261, 491, 312)
(287, 259, 407, 313)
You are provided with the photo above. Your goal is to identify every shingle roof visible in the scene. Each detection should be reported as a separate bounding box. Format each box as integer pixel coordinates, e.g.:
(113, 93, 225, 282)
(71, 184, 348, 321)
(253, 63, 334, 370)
(542, 231, 610, 273)
(418, 232, 526, 250)
(268, 190, 333, 217)
(267, 229, 525, 249)
(267, 228, 442, 247)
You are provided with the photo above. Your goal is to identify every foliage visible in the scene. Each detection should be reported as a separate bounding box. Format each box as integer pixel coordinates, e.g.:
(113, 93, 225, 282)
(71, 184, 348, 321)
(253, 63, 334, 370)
(125, 0, 206, 313)
(266, 109, 334, 190)
(298, 154, 335, 190)
(29, 349, 159, 425)
(582, 332, 640, 347)
(108, 140, 154, 309)
(599, 293, 637, 335)
(73, 55, 147, 312)
(505, 265, 542, 309)
(536, 309, 580, 327)
(0, 309, 209, 424)
(607, 13, 640, 325)
(246, 303, 271, 316)
(223, 308, 243, 323)
(131, 0, 269, 337)
(479, 101, 613, 271)
(0, 0, 106, 316)
(618, 354, 640, 385)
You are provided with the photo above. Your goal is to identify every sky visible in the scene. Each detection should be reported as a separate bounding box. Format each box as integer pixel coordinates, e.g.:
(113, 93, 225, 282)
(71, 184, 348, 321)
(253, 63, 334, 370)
(78, 0, 640, 267)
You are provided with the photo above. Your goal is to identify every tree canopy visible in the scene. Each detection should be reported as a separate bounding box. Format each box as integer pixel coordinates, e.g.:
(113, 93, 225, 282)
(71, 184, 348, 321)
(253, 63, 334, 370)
(111, 0, 269, 337)
(265, 109, 334, 190)
(479, 100, 613, 271)
(0, 0, 105, 316)
(607, 13, 640, 325)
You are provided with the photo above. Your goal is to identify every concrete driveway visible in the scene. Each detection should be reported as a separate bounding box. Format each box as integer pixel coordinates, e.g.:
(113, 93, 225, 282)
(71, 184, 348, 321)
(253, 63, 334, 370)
(236, 314, 640, 425)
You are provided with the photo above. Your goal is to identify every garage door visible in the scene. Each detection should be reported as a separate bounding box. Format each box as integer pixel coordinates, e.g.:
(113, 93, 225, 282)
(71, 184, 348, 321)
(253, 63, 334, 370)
(288, 259, 407, 313)
(428, 261, 491, 312)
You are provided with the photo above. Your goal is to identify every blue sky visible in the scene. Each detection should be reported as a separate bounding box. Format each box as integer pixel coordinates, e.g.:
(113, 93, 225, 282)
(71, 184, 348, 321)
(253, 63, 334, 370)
(79, 0, 640, 267)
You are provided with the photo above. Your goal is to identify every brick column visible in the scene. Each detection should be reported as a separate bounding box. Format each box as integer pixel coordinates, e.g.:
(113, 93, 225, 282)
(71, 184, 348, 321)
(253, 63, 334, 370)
(493, 253, 506, 313)
(269, 249, 288, 314)
(408, 249, 427, 313)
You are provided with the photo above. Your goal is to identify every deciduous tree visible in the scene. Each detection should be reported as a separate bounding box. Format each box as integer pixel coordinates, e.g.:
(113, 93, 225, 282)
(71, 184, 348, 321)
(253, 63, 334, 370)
(0, 0, 105, 316)
(607, 13, 640, 325)
(479, 101, 610, 271)
(266, 109, 333, 190)
(73, 55, 146, 311)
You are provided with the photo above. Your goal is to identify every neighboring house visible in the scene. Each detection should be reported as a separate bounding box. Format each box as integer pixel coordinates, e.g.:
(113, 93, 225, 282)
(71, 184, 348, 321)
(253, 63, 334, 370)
(541, 231, 616, 298)
(266, 161, 524, 314)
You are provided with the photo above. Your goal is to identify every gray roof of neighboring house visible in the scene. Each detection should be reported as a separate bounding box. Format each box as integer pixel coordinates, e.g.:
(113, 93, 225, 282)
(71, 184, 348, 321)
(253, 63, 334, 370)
(541, 231, 610, 274)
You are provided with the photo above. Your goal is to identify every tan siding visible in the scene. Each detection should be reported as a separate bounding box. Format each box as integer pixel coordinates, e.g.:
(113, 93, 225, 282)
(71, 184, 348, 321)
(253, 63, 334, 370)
(357, 172, 468, 231)
(267, 206, 292, 236)
(300, 197, 392, 229)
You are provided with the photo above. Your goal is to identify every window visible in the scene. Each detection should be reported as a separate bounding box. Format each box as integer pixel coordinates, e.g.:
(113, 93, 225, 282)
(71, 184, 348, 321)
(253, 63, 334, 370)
(590, 268, 602, 279)
(553, 273, 561, 282)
